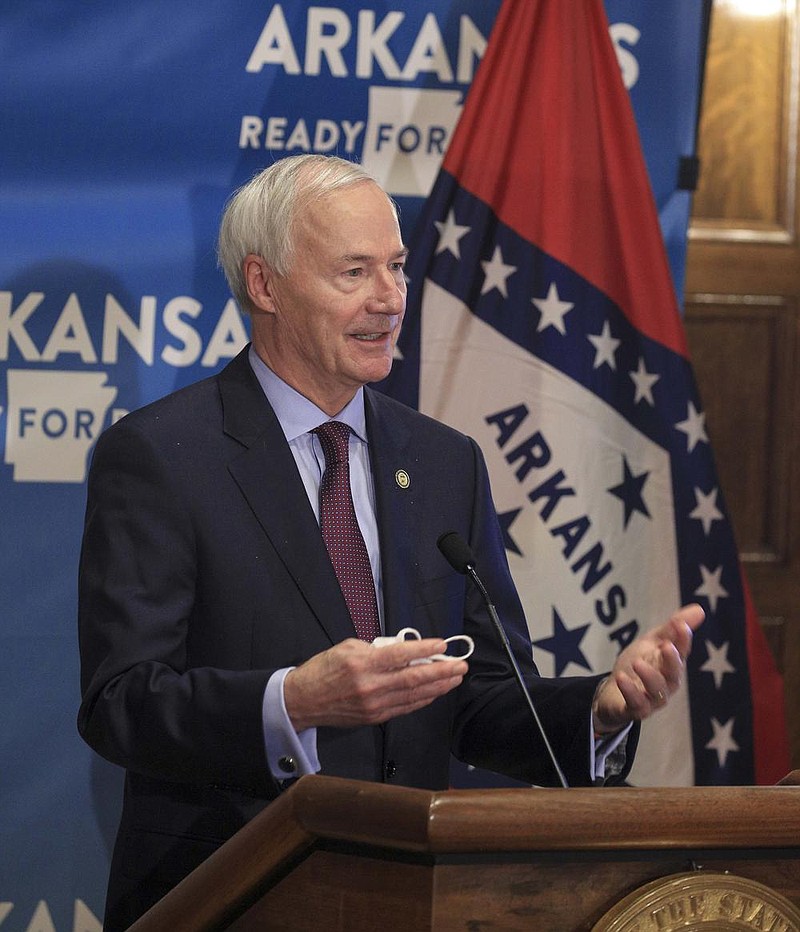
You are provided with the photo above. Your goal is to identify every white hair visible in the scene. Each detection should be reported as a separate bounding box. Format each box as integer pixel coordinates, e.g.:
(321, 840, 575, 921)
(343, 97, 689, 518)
(217, 154, 398, 312)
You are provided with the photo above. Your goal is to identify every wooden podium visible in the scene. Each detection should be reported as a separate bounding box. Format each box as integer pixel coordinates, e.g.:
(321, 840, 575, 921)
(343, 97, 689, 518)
(130, 773, 800, 931)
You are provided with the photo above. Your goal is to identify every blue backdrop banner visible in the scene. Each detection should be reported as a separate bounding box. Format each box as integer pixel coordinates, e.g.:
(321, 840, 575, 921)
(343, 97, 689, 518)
(0, 3, 706, 927)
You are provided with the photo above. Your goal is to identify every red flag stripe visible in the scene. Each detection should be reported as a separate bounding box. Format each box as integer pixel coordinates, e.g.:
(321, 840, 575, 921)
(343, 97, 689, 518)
(743, 577, 790, 784)
(443, 0, 688, 357)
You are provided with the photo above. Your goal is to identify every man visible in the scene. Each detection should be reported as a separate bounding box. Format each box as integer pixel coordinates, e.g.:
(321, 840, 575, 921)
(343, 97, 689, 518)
(78, 154, 703, 929)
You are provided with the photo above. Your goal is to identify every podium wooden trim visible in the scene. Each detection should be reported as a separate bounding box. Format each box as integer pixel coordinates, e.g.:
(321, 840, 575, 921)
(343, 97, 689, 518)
(130, 773, 800, 931)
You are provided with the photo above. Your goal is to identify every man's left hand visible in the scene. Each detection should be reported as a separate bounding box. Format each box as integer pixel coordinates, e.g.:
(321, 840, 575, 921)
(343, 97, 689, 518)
(592, 603, 705, 735)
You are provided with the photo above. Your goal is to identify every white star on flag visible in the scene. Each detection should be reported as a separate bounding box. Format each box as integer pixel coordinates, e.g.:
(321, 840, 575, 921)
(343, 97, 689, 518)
(480, 245, 517, 297)
(689, 486, 724, 535)
(705, 717, 740, 767)
(700, 640, 737, 689)
(587, 320, 620, 370)
(695, 564, 729, 613)
(675, 401, 708, 452)
(434, 210, 471, 259)
(629, 357, 660, 405)
(532, 282, 574, 334)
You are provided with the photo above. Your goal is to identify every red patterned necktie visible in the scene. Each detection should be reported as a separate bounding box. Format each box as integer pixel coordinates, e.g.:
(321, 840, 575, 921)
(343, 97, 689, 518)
(313, 421, 380, 642)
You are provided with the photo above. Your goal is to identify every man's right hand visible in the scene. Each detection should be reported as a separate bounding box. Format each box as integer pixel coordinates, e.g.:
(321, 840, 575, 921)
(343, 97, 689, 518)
(283, 638, 468, 732)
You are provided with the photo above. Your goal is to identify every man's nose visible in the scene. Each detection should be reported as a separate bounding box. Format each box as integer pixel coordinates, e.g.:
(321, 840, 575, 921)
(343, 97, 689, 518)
(369, 269, 405, 313)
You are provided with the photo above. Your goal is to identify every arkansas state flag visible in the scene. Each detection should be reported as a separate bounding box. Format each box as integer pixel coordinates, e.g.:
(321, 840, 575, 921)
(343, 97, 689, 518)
(381, 0, 789, 785)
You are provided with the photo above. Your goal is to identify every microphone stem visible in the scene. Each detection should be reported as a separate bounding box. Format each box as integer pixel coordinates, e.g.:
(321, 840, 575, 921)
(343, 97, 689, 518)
(467, 565, 569, 789)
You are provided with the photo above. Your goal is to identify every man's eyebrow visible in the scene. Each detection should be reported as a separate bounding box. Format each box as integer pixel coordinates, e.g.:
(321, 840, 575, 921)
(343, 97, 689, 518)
(340, 247, 410, 263)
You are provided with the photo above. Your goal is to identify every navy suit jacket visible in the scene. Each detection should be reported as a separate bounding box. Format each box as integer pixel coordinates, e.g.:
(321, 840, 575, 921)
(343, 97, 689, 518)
(78, 347, 632, 929)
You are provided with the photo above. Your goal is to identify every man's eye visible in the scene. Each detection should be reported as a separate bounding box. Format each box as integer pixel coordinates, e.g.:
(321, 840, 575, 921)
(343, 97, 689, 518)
(345, 268, 362, 277)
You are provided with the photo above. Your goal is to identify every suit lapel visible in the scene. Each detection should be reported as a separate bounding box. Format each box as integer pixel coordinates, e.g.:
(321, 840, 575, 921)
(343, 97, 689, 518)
(365, 389, 424, 639)
(219, 350, 356, 646)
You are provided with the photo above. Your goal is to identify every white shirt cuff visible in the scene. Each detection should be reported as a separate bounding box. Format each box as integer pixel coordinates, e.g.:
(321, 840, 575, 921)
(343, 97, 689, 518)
(590, 719, 632, 783)
(262, 668, 321, 781)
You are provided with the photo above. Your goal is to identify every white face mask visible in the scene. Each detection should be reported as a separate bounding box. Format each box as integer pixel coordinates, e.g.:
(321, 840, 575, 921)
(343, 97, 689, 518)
(372, 627, 474, 665)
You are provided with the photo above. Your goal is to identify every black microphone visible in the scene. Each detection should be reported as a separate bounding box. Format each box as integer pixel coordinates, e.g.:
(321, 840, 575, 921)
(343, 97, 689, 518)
(437, 530, 569, 788)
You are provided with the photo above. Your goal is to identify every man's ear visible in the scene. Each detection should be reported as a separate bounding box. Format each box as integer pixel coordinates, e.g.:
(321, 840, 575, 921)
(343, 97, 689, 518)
(243, 254, 277, 314)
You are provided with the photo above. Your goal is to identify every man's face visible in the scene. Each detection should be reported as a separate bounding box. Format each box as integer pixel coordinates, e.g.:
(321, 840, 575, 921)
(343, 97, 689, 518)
(253, 180, 408, 413)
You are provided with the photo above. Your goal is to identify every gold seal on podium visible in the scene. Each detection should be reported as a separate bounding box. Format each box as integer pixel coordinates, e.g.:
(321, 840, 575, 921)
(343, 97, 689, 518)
(593, 871, 800, 931)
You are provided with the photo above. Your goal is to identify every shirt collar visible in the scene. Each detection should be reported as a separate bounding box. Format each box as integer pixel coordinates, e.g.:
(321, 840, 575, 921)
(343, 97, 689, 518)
(248, 344, 367, 443)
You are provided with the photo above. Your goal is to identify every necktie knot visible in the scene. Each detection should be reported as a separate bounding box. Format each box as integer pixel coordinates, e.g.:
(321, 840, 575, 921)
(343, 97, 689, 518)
(314, 420, 351, 467)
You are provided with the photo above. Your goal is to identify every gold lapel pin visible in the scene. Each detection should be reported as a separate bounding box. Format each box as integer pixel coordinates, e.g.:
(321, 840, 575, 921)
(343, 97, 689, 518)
(395, 469, 411, 489)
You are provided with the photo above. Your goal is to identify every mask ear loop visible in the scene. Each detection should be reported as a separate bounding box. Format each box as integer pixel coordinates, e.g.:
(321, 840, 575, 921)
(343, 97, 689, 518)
(426, 634, 475, 662)
(397, 628, 423, 642)
(371, 628, 422, 648)
(407, 633, 475, 665)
